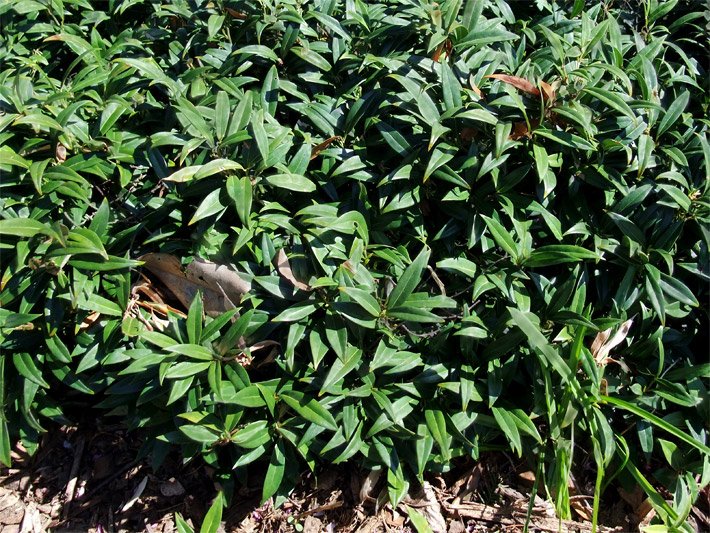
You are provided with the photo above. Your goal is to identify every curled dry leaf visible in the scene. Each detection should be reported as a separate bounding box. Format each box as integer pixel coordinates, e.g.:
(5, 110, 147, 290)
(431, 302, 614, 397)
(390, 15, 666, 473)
(591, 319, 633, 368)
(140, 253, 251, 316)
(432, 40, 452, 63)
(55, 143, 67, 163)
(469, 78, 484, 99)
(359, 470, 382, 504)
(275, 249, 311, 291)
(540, 81, 556, 104)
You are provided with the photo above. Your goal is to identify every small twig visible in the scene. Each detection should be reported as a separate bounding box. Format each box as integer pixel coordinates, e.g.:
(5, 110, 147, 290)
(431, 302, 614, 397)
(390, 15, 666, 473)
(296, 500, 344, 518)
(82, 459, 141, 502)
(62, 435, 86, 520)
(427, 265, 446, 296)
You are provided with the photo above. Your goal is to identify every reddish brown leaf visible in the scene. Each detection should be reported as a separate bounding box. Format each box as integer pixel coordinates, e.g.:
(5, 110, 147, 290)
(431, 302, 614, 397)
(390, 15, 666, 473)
(459, 127, 478, 144)
(509, 118, 540, 140)
(225, 7, 247, 19)
(432, 42, 445, 63)
(485, 74, 541, 97)
(310, 136, 339, 160)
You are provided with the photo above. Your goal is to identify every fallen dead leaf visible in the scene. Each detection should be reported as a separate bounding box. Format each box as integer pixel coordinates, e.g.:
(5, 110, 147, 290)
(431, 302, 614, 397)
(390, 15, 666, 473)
(159, 478, 185, 498)
(405, 482, 446, 533)
(359, 470, 382, 504)
(303, 515, 322, 533)
(225, 7, 247, 19)
(120, 475, 148, 513)
(140, 253, 250, 316)
(78, 311, 101, 333)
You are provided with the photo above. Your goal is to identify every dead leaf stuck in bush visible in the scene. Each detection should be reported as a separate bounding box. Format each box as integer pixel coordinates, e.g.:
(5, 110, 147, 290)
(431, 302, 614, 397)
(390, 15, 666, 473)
(275, 249, 311, 291)
(485, 74, 541, 97)
(591, 319, 633, 369)
(140, 253, 251, 316)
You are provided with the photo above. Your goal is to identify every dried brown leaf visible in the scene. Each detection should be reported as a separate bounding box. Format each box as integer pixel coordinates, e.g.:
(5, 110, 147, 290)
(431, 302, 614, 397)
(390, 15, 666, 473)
(485, 74, 541, 97)
(432, 42, 445, 62)
(592, 319, 633, 366)
(275, 249, 311, 291)
(225, 7, 247, 19)
(469, 81, 483, 99)
(310, 136, 339, 160)
(510, 119, 539, 140)
(55, 143, 67, 163)
(140, 253, 251, 317)
(540, 81, 556, 104)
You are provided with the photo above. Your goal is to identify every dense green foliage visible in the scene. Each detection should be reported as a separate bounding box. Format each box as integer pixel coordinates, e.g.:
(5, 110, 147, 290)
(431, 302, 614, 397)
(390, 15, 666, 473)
(0, 0, 708, 530)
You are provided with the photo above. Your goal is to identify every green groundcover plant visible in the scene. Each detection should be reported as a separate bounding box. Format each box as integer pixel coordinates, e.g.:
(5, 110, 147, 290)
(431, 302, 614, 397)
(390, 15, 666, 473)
(0, 0, 708, 530)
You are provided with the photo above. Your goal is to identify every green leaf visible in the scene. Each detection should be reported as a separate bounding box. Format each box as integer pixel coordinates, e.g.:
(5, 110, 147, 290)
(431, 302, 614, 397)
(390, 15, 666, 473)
(175, 513, 194, 533)
(321, 346, 361, 393)
(481, 215, 518, 261)
(179, 423, 221, 444)
(273, 302, 318, 322)
(236, 45, 280, 62)
(657, 90, 689, 137)
(264, 173, 316, 192)
(644, 264, 666, 324)
(165, 159, 242, 183)
(0, 218, 56, 239)
(232, 421, 271, 448)
(492, 406, 522, 456)
(262, 440, 286, 503)
(340, 287, 380, 317)
(280, 390, 337, 431)
(406, 506, 433, 533)
(189, 189, 225, 225)
(186, 294, 203, 345)
(582, 86, 635, 120)
(525, 245, 599, 267)
(164, 362, 211, 380)
(425, 409, 451, 460)
(199, 491, 224, 533)
(533, 129, 596, 151)
(602, 395, 710, 456)
(251, 109, 270, 164)
(0, 146, 30, 168)
(507, 308, 574, 384)
(387, 248, 431, 309)
(226, 175, 252, 226)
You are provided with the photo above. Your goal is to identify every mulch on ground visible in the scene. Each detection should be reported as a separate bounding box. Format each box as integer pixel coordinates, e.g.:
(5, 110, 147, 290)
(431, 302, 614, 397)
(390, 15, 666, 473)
(1, 424, 706, 532)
